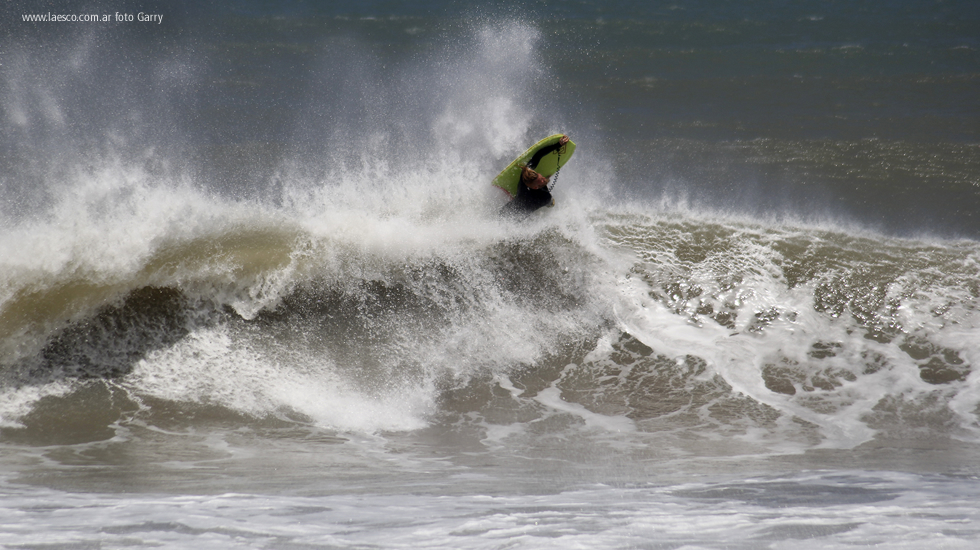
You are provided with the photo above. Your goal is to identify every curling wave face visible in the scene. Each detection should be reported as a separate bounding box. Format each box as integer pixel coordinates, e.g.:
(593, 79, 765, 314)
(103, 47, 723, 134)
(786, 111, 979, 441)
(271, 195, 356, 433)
(2, 167, 978, 460)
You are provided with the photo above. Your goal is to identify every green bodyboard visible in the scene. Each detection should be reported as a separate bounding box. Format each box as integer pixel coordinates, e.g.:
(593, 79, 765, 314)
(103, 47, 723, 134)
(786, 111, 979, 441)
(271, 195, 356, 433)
(492, 134, 576, 197)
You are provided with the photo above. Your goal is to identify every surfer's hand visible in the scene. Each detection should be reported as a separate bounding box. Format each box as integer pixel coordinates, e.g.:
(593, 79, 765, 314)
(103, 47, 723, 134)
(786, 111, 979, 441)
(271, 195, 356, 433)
(559, 135, 569, 146)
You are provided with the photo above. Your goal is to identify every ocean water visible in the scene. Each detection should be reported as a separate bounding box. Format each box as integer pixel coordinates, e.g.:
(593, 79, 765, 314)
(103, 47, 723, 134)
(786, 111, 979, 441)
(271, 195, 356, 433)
(2, 0, 979, 548)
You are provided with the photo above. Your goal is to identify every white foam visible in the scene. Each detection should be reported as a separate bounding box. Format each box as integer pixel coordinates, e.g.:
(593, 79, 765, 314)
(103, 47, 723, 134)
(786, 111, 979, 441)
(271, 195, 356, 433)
(126, 325, 434, 433)
(0, 381, 73, 429)
(596, 212, 980, 451)
(534, 384, 635, 433)
(1, 471, 978, 549)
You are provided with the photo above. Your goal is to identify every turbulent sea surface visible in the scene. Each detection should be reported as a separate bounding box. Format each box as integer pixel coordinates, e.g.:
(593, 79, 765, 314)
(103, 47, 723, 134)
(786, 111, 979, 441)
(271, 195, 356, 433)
(2, 1, 979, 548)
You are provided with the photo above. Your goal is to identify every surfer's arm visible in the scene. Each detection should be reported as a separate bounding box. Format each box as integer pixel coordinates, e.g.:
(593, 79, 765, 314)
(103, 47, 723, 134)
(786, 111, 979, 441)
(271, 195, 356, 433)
(526, 135, 569, 169)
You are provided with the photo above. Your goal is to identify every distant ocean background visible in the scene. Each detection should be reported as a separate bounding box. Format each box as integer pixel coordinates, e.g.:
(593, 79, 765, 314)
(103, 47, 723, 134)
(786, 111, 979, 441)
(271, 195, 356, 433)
(2, 1, 979, 547)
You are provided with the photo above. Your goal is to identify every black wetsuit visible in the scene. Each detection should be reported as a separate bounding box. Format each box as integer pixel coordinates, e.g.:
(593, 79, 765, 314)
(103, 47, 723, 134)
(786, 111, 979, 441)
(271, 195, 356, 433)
(500, 141, 563, 216)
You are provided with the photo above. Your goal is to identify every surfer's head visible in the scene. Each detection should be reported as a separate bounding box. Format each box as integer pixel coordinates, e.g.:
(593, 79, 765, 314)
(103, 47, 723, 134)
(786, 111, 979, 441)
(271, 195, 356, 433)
(520, 165, 550, 190)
